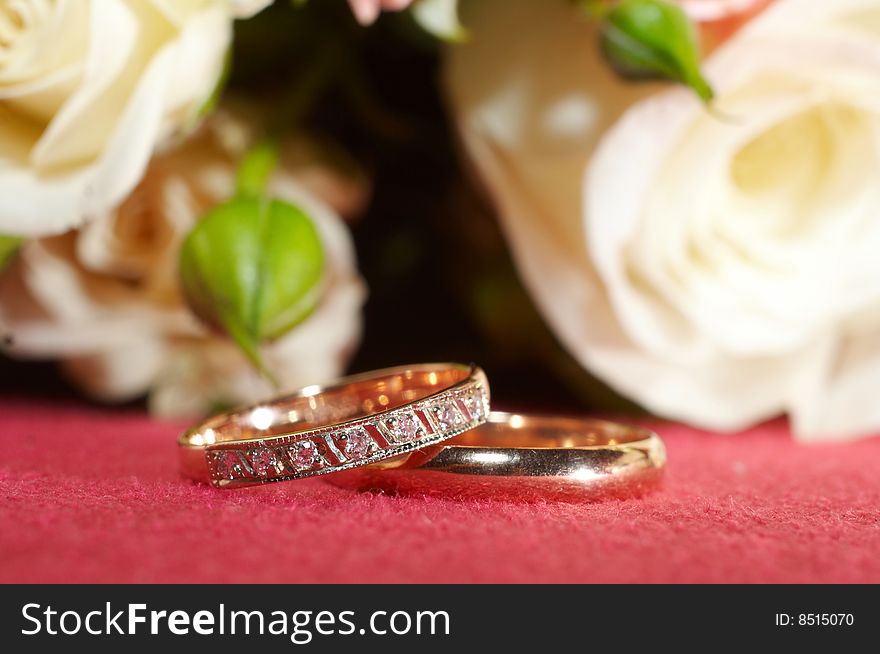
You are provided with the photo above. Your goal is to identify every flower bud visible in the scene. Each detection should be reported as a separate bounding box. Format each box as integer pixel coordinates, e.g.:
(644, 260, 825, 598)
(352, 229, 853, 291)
(600, 0, 713, 101)
(179, 194, 324, 381)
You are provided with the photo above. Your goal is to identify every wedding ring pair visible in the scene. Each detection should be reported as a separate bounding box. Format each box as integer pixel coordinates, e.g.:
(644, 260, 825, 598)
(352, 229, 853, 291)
(178, 363, 666, 500)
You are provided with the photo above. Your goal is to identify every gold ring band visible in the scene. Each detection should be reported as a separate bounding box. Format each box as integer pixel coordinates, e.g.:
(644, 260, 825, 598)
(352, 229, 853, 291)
(178, 363, 490, 488)
(327, 412, 665, 501)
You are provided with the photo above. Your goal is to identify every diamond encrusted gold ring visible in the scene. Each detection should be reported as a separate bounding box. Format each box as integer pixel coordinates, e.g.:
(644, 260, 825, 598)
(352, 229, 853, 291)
(178, 363, 490, 488)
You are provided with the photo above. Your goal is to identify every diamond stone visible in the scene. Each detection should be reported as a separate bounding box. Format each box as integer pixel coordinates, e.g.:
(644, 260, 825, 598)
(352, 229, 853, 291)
(435, 403, 463, 430)
(214, 451, 241, 480)
(248, 448, 279, 477)
(342, 427, 371, 460)
(391, 413, 420, 442)
(464, 391, 485, 420)
(290, 440, 317, 469)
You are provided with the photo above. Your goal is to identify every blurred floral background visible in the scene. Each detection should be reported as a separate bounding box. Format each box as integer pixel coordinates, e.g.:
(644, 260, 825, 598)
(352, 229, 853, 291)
(2, 0, 879, 443)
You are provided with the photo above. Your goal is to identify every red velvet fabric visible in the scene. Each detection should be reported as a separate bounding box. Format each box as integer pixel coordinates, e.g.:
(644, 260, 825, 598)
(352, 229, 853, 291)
(2, 399, 879, 583)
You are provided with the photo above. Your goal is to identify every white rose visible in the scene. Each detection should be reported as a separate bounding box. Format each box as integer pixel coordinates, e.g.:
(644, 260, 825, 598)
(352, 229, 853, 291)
(0, 108, 367, 418)
(446, 0, 880, 441)
(0, 0, 240, 237)
(230, 0, 274, 18)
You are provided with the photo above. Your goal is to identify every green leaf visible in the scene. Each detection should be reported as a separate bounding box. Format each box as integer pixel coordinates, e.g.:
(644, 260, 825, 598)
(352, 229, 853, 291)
(179, 196, 324, 381)
(0, 235, 22, 272)
(412, 0, 468, 43)
(600, 0, 713, 101)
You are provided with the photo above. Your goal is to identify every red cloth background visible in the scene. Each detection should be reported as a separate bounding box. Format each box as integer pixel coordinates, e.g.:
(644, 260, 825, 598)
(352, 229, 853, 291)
(2, 398, 879, 583)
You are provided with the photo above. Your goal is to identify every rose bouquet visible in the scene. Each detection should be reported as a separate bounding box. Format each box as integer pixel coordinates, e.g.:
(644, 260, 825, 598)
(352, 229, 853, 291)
(0, 0, 877, 442)
(447, 0, 880, 441)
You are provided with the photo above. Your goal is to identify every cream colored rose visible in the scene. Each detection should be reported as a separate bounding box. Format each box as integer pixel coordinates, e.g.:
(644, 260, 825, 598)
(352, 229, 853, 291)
(0, 108, 367, 418)
(230, 0, 274, 18)
(446, 0, 880, 441)
(0, 0, 243, 237)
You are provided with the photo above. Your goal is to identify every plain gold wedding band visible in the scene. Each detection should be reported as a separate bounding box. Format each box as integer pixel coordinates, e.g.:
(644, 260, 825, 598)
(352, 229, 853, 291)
(326, 412, 666, 501)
